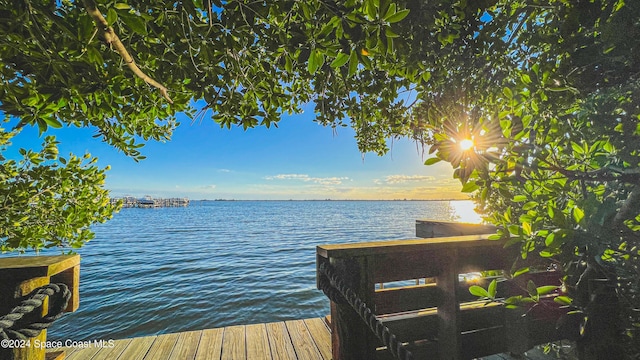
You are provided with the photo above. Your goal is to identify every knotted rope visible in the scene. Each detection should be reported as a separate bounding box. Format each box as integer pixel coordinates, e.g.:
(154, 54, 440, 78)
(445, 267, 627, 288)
(318, 262, 414, 360)
(0, 283, 71, 340)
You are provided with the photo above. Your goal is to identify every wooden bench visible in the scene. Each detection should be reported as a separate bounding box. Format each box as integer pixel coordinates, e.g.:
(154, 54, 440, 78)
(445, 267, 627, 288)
(316, 222, 573, 360)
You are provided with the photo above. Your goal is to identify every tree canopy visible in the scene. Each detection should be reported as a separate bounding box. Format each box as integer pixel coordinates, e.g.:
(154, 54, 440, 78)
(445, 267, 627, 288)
(409, 1, 640, 357)
(1, 0, 639, 356)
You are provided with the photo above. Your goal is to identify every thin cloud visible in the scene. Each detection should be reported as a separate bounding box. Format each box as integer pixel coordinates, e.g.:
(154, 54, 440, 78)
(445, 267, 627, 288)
(266, 174, 309, 180)
(381, 174, 437, 184)
(265, 173, 349, 185)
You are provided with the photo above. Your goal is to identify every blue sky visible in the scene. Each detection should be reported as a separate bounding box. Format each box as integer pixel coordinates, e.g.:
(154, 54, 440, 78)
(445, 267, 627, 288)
(7, 106, 468, 200)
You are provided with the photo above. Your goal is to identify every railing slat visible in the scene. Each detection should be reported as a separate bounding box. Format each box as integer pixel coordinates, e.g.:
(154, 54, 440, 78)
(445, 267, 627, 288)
(374, 283, 443, 314)
(316, 221, 570, 360)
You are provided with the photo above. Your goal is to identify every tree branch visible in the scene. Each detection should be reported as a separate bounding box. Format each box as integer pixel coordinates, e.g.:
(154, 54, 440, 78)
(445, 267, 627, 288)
(82, 0, 173, 104)
(538, 162, 640, 184)
(613, 185, 640, 230)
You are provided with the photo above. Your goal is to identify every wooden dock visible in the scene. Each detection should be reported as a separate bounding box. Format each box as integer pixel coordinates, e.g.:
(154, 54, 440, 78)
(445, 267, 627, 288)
(110, 196, 190, 208)
(56, 317, 564, 360)
(59, 318, 331, 360)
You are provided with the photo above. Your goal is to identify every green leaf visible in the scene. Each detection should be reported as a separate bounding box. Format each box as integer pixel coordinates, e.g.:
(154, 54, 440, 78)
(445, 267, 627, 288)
(44, 117, 63, 129)
(308, 50, 319, 74)
(513, 195, 527, 202)
(505, 295, 523, 307)
(537, 285, 558, 295)
(503, 87, 513, 99)
(507, 224, 521, 235)
(422, 71, 431, 83)
(545, 232, 556, 247)
(360, 52, 372, 69)
(531, 100, 539, 113)
(527, 280, 537, 297)
(548, 206, 566, 226)
(86, 46, 104, 64)
(461, 181, 479, 193)
(554, 296, 573, 305)
(385, 9, 410, 23)
(366, 0, 378, 19)
(488, 279, 497, 298)
(522, 201, 538, 211)
(107, 8, 118, 25)
(114, 3, 131, 9)
(573, 207, 584, 224)
(385, 27, 400, 38)
(469, 285, 489, 297)
(284, 56, 293, 72)
(384, 3, 396, 19)
(348, 50, 358, 76)
(513, 267, 529, 277)
(120, 13, 147, 35)
(571, 142, 584, 154)
(424, 157, 441, 165)
(330, 53, 350, 68)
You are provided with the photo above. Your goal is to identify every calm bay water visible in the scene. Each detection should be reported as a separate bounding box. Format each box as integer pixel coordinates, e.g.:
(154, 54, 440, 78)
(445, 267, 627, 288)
(32, 200, 480, 341)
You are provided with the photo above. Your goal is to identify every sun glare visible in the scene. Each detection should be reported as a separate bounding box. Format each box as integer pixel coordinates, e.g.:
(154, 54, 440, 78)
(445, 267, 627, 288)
(450, 200, 482, 223)
(459, 138, 474, 151)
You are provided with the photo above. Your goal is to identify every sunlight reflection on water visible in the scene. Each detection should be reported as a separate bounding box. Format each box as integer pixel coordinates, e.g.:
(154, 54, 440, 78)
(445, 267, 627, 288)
(449, 200, 483, 223)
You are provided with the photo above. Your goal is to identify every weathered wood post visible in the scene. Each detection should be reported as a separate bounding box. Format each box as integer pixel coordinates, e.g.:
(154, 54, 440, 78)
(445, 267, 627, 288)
(436, 248, 461, 359)
(0, 255, 80, 360)
(316, 249, 378, 360)
(330, 255, 377, 360)
(417, 220, 496, 360)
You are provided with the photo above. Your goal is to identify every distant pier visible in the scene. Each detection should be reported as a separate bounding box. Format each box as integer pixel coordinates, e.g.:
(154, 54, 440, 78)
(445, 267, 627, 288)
(111, 196, 189, 208)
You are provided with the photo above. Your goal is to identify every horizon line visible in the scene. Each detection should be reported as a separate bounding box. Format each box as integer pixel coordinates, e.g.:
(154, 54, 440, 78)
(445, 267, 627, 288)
(122, 198, 471, 202)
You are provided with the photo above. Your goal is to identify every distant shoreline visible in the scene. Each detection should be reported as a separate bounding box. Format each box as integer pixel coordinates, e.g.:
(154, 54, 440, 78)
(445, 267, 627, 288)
(192, 198, 471, 202)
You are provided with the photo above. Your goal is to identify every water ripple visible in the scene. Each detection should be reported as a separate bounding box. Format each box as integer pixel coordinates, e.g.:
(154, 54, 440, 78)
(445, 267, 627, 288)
(21, 200, 479, 341)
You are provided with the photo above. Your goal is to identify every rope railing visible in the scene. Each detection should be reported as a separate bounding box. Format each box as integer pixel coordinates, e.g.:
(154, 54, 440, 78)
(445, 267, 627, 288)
(318, 262, 415, 360)
(0, 283, 71, 340)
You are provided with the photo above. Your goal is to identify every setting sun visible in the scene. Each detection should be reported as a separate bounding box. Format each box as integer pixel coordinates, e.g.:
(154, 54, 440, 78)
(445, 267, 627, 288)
(459, 138, 474, 151)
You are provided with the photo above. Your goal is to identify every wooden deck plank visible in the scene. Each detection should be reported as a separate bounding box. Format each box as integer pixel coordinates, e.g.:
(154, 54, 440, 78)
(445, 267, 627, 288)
(265, 322, 297, 360)
(55, 346, 79, 359)
(54, 318, 329, 360)
(91, 338, 132, 360)
(194, 328, 224, 360)
(285, 320, 323, 360)
(53, 345, 77, 358)
(143, 333, 180, 360)
(304, 318, 332, 360)
(116, 336, 156, 360)
(246, 323, 271, 360)
(221, 325, 246, 360)
(168, 330, 202, 360)
(65, 344, 102, 360)
(44, 317, 564, 360)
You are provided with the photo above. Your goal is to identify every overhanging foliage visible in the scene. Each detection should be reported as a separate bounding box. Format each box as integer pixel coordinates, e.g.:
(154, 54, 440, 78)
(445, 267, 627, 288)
(1, 0, 639, 356)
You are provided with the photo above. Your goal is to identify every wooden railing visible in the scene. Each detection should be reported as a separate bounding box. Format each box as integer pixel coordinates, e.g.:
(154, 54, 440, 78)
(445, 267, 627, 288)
(316, 222, 573, 360)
